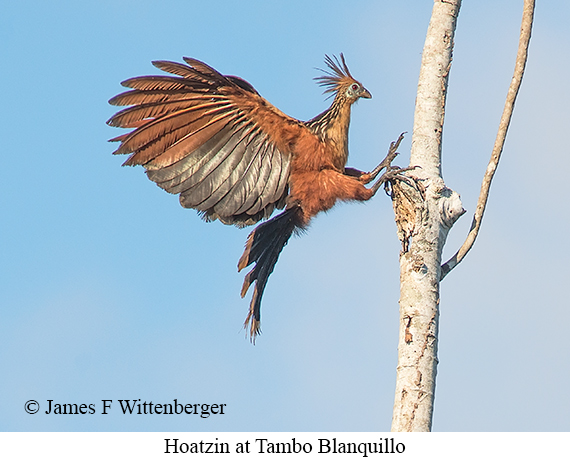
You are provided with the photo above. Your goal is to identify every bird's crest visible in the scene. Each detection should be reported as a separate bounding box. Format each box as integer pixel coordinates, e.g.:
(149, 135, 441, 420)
(314, 53, 355, 95)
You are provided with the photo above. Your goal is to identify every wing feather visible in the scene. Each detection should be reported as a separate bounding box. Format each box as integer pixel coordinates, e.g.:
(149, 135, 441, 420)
(108, 57, 305, 226)
(152, 60, 214, 81)
(253, 143, 283, 211)
(112, 101, 233, 156)
(109, 89, 195, 107)
(205, 134, 271, 216)
(178, 129, 261, 206)
(146, 122, 247, 187)
(108, 94, 227, 128)
(233, 141, 275, 216)
(119, 75, 203, 92)
(194, 131, 268, 212)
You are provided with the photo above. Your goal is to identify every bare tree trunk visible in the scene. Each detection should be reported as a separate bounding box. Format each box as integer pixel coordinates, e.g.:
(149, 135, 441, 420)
(390, 0, 535, 432)
(390, 0, 464, 432)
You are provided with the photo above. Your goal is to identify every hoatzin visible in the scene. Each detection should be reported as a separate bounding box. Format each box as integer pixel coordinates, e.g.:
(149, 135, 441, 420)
(108, 54, 407, 341)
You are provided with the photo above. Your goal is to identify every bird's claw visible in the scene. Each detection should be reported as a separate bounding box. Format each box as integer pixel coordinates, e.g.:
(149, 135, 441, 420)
(374, 165, 418, 196)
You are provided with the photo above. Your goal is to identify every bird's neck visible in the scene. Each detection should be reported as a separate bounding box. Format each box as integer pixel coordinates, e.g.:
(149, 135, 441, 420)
(307, 98, 352, 170)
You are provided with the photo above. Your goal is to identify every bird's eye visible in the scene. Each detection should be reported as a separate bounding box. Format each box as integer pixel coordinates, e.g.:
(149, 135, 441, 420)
(351, 83, 359, 91)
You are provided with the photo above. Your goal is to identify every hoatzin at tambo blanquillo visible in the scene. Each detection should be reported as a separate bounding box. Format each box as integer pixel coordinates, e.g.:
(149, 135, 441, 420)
(108, 54, 408, 342)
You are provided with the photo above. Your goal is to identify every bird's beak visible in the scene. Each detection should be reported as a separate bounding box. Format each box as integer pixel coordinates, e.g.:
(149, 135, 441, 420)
(360, 87, 372, 99)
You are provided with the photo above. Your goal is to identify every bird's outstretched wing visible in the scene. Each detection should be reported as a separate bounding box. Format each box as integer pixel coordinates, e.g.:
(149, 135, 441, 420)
(108, 58, 302, 226)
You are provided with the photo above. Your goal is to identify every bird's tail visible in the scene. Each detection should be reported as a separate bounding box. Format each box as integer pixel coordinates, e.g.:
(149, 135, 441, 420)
(238, 205, 304, 342)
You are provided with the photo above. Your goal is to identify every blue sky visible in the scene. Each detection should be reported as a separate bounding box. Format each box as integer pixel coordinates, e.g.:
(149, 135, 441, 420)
(1, 0, 569, 432)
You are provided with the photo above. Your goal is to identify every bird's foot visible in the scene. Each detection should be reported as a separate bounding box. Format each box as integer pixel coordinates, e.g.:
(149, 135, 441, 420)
(362, 132, 407, 184)
(370, 165, 419, 196)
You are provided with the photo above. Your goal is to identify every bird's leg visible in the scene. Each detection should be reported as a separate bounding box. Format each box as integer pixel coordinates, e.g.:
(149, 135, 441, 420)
(359, 132, 406, 184)
(344, 167, 366, 178)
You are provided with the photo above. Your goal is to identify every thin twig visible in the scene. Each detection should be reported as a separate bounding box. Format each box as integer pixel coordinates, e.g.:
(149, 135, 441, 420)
(441, 0, 535, 280)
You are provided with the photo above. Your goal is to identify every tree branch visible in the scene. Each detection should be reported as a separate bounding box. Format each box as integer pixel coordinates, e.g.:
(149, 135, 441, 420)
(440, 0, 536, 280)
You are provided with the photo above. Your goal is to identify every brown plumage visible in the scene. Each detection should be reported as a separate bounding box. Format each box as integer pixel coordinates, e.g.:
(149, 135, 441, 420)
(108, 54, 403, 341)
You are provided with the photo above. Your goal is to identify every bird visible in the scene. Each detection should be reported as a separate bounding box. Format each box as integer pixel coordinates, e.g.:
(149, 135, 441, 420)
(107, 54, 406, 342)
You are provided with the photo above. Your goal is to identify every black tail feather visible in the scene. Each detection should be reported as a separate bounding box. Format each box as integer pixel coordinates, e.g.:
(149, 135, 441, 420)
(238, 206, 304, 342)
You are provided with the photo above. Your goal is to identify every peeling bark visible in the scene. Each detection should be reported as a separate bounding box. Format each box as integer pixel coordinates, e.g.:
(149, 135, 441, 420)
(391, 178, 463, 432)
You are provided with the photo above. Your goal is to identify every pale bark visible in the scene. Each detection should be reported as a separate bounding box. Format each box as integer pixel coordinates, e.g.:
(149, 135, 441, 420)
(390, 0, 463, 432)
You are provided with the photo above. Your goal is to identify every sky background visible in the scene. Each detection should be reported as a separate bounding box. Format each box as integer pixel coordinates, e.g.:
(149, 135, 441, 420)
(1, 0, 568, 432)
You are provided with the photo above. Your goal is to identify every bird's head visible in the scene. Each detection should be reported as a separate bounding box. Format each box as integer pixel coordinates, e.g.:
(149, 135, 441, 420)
(315, 53, 372, 102)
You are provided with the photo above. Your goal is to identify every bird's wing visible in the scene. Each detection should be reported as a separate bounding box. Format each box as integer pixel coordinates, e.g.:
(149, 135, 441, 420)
(107, 58, 303, 226)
